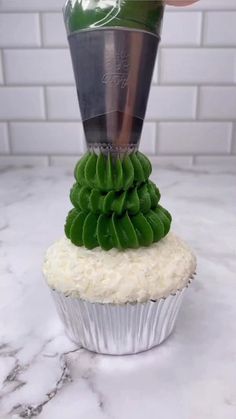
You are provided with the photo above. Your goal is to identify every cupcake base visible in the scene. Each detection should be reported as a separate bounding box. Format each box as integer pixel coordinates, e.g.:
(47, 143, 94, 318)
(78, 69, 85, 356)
(50, 278, 194, 355)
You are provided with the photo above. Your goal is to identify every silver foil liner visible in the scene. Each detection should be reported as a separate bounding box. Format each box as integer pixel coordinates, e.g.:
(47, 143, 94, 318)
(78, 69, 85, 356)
(50, 278, 194, 355)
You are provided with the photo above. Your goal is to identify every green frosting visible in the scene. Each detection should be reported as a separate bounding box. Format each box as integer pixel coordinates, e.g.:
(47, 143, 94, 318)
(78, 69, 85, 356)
(74, 151, 152, 192)
(65, 151, 172, 250)
(70, 180, 160, 216)
(65, 0, 164, 36)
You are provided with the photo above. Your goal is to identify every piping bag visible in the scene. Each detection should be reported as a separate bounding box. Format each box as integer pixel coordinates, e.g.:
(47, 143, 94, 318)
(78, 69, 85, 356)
(63, 0, 165, 153)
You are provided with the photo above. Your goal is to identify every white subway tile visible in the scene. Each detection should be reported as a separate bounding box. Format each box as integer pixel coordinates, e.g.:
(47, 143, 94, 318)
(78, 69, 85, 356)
(10, 122, 85, 154)
(195, 156, 236, 167)
(0, 87, 45, 120)
(158, 122, 232, 154)
(160, 49, 235, 84)
(162, 12, 201, 46)
(4, 49, 74, 84)
(204, 12, 236, 46)
(199, 87, 236, 120)
(139, 123, 156, 155)
(42, 13, 67, 47)
(50, 155, 82, 167)
(150, 155, 193, 168)
(0, 14, 40, 47)
(0, 0, 63, 11)
(180, 0, 236, 10)
(0, 156, 49, 167)
(0, 123, 9, 154)
(147, 86, 196, 120)
(46, 86, 80, 120)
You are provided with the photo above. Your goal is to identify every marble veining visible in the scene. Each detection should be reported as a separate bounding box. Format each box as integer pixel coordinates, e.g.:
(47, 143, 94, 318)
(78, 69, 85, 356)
(0, 164, 236, 419)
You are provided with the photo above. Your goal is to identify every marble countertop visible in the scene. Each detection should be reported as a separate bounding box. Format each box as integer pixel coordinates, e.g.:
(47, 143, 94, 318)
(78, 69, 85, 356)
(0, 164, 236, 419)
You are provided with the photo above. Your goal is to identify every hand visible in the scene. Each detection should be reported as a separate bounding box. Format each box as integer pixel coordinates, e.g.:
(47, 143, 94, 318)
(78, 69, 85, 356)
(166, 1, 199, 5)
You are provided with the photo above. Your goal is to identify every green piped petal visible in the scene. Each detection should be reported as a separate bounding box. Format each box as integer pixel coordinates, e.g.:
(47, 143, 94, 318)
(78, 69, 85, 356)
(74, 152, 89, 184)
(155, 206, 171, 235)
(146, 210, 165, 242)
(158, 204, 172, 223)
(112, 190, 127, 215)
(110, 213, 122, 249)
(82, 213, 99, 249)
(70, 183, 80, 209)
(84, 153, 97, 187)
(78, 186, 90, 211)
(126, 187, 140, 214)
(103, 190, 115, 214)
(130, 153, 145, 183)
(138, 183, 151, 213)
(70, 211, 87, 246)
(106, 153, 114, 190)
(89, 189, 100, 212)
(131, 213, 153, 246)
(119, 213, 139, 248)
(136, 152, 152, 179)
(147, 181, 160, 207)
(113, 158, 123, 191)
(122, 155, 134, 190)
(96, 152, 107, 191)
(64, 208, 78, 238)
(97, 214, 113, 250)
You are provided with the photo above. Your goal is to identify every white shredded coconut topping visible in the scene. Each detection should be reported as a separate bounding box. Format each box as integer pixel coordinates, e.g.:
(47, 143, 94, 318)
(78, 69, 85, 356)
(43, 233, 196, 304)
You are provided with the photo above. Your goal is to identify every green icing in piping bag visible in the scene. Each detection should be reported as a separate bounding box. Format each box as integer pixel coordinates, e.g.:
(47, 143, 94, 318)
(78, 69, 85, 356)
(64, 0, 165, 36)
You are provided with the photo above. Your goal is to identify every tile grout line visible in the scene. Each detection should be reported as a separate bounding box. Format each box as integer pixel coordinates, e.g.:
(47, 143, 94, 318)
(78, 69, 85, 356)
(0, 154, 50, 166)
(200, 11, 205, 47)
(32, 153, 236, 158)
(38, 12, 44, 47)
(46, 155, 50, 166)
(3, 118, 235, 124)
(3, 82, 236, 88)
(3, 45, 236, 51)
(192, 155, 197, 166)
(230, 122, 235, 154)
(5, 122, 11, 154)
(2, 83, 236, 88)
(43, 86, 49, 120)
(0, 49, 6, 84)
(195, 85, 201, 121)
(7, 122, 12, 154)
(157, 52, 161, 84)
(1, 8, 236, 14)
(48, 155, 53, 166)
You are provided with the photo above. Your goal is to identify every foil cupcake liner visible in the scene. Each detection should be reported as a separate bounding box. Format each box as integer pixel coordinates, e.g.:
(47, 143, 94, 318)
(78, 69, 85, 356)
(50, 276, 195, 355)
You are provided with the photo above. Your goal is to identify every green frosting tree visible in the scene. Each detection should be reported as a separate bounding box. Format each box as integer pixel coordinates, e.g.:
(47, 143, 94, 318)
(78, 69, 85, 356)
(65, 151, 172, 250)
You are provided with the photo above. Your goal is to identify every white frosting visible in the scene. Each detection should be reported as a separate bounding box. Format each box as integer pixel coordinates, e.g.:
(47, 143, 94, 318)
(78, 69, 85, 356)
(43, 233, 196, 304)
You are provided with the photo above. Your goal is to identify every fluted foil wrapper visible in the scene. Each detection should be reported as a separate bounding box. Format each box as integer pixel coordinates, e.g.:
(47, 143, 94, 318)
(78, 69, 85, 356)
(50, 279, 193, 355)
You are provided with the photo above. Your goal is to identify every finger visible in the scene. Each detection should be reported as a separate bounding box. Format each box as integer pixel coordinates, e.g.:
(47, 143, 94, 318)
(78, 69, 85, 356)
(165, 0, 199, 6)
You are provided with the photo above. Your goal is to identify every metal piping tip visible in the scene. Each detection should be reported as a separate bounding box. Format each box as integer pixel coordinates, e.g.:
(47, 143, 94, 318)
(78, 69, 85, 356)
(68, 28, 160, 153)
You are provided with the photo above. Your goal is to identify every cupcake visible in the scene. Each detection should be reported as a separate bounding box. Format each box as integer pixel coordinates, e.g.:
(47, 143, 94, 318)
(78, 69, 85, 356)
(43, 151, 196, 355)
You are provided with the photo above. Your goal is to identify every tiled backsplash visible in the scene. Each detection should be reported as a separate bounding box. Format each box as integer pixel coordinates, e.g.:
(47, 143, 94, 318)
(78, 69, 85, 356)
(0, 0, 236, 168)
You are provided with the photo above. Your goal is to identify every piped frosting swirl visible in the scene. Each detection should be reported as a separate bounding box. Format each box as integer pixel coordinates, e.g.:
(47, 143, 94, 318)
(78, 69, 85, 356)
(74, 151, 152, 192)
(65, 151, 172, 250)
(70, 180, 160, 215)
